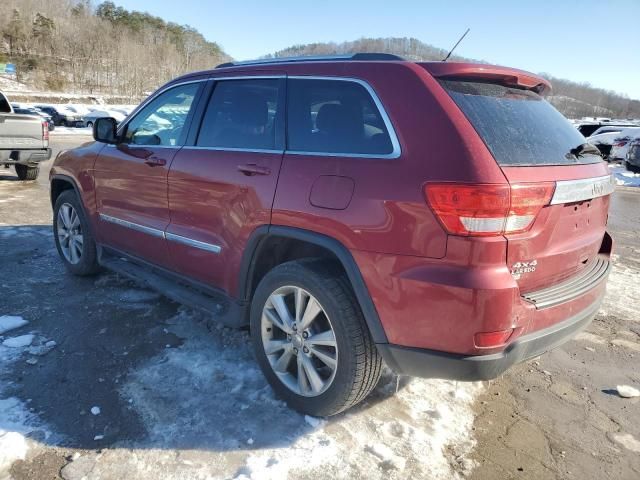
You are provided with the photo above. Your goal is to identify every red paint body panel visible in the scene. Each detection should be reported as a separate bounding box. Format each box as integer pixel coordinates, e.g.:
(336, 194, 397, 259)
(93, 144, 177, 268)
(50, 58, 613, 371)
(166, 148, 283, 294)
(501, 163, 611, 292)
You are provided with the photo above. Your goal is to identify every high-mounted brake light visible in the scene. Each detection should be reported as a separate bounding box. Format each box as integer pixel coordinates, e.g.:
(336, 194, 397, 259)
(424, 183, 555, 236)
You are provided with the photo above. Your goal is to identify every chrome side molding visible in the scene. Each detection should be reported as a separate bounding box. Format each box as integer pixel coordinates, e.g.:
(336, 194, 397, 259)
(98, 213, 221, 254)
(165, 232, 221, 253)
(550, 174, 615, 205)
(99, 213, 165, 239)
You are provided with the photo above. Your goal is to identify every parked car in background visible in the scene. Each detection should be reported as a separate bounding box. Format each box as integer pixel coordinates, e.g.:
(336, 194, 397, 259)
(81, 109, 126, 129)
(1, 91, 51, 180)
(50, 55, 613, 416)
(625, 139, 640, 172)
(588, 126, 640, 159)
(108, 106, 135, 117)
(11, 105, 55, 131)
(609, 128, 640, 162)
(34, 104, 83, 127)
(577, 120, 636, 138)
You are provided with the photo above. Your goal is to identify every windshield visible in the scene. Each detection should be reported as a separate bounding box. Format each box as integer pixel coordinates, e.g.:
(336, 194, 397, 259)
(441, 80, 602, 166)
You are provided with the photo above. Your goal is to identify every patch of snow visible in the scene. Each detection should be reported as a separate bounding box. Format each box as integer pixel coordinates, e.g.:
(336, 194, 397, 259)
(610, 164, 640, 187)
(611, 433, 640, 453)
(0, 316, 28, 335)
(616, 385, 640, 398)
(2, 334, 35, 348)
(50, 126, 92, 136)
(116, 307, 483, 480)
(0, 75, 30, 92)
(600, 264, 640, 322)
(0, 431, 29, 473)
(304, 415, 326, 428)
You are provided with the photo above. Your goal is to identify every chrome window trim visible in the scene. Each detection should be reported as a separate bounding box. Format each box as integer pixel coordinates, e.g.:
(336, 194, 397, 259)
(99, 213, 222, 254)
(550, 175, 615, 205)
(182, 146, 284, 154)
(99, 213, 165, 239)
(165, 232, 222, 253)
(286, 75, 402, 160)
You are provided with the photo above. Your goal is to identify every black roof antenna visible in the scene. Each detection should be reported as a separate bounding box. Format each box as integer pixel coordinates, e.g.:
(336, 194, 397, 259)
(442, 28, 471, 62)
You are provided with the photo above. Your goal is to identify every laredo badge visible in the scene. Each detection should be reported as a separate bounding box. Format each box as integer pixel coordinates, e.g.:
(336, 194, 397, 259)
(511, 260, 538, 279)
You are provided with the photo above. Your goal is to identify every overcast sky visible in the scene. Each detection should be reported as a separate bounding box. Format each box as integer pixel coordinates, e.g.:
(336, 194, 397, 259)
(115, 0, 640, 99)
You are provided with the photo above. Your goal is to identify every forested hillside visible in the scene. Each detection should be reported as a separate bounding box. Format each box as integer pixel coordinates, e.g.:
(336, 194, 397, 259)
(0, 0, 229, 100)
(1, 1, 638, 118)
(270, 38, 640, 119)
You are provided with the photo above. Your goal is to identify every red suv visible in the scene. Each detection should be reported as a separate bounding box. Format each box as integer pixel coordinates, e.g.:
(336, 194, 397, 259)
(50, 54, 614, 416)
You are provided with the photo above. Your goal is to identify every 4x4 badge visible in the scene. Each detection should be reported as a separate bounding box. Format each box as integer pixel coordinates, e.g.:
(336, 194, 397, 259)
(511, 260, 538, 279)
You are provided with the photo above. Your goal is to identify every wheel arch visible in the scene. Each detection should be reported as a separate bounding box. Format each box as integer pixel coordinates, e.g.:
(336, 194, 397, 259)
(240, 225, 388, 343)
(50, 174, 94, 236)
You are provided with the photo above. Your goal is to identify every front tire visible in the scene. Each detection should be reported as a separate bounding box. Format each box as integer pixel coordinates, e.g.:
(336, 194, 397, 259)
(15, 164, 39, 181)
(250, 259, 382, 416)
(53, 190, 100, 276)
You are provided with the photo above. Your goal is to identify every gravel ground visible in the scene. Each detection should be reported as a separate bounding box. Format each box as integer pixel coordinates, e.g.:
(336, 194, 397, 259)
(470, 186, 640, 480)
(0, 137, 639, 480)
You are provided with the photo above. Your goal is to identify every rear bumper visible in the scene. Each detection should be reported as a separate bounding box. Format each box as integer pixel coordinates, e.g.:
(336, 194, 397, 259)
(377, 293, 603, 381)
(0, 148, 52, 165)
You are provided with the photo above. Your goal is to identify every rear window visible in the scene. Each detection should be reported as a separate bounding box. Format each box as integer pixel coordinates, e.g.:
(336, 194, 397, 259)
(441, 80, 601, 166)
(287, 78, 395, 157)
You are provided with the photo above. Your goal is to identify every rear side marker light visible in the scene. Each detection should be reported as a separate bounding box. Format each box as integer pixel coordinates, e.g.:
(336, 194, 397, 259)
(425, 183, 555, 236)
(474, 329, 514, 348)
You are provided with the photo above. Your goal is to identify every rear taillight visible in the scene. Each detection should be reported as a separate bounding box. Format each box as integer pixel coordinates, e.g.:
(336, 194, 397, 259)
(424, 183, 555, 236)
(42, 121, 49, 141)
(613, 141, 628, 147)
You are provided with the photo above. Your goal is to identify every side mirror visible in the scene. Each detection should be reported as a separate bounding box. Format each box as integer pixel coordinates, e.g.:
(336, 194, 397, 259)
(93, 117, 118, 144)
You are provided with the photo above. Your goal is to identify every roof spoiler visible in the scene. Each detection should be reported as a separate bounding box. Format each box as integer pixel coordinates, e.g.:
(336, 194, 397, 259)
(420, 62, 552, 95)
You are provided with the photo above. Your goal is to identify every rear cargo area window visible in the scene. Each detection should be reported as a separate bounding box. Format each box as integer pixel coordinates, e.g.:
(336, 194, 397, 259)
(441, 80, 602, 166)
(287, 79, 394, 156)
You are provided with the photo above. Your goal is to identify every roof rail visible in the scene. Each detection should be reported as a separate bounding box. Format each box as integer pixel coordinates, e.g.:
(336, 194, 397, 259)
(216, 53, 405, 69)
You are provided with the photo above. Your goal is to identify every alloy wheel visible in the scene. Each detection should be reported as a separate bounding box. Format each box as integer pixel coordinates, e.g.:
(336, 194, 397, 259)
(57, 203, 84, 264)
(261, 286, 338, 397)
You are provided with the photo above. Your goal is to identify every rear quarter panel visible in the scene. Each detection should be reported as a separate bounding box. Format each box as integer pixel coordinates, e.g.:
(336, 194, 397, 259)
(271, 61, 508, 258)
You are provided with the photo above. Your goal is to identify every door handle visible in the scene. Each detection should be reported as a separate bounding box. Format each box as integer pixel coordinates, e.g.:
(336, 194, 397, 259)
(144, 156, 167, 167)
(237, 164, 271, 176)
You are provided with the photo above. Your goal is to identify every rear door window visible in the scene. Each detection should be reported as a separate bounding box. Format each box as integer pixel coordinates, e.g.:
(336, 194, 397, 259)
(287, 78, 396, 157)
(441, 80, 602, 166)
(197, 78, 281, 150)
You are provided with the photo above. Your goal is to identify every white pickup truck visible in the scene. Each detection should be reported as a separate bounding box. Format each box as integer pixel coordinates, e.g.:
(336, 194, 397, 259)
(1, 90, 51, 180)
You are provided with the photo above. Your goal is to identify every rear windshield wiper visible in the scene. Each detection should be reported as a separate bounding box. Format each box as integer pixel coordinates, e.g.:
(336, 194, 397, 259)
(567, 143, 601, 159)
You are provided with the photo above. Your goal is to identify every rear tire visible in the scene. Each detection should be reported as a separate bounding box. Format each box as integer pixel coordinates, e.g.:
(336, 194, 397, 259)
(15, 164, 39, 181)
(625, 161, 640, 173)
(53, 190, 100, 276)
(250, 259, 382, 416)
